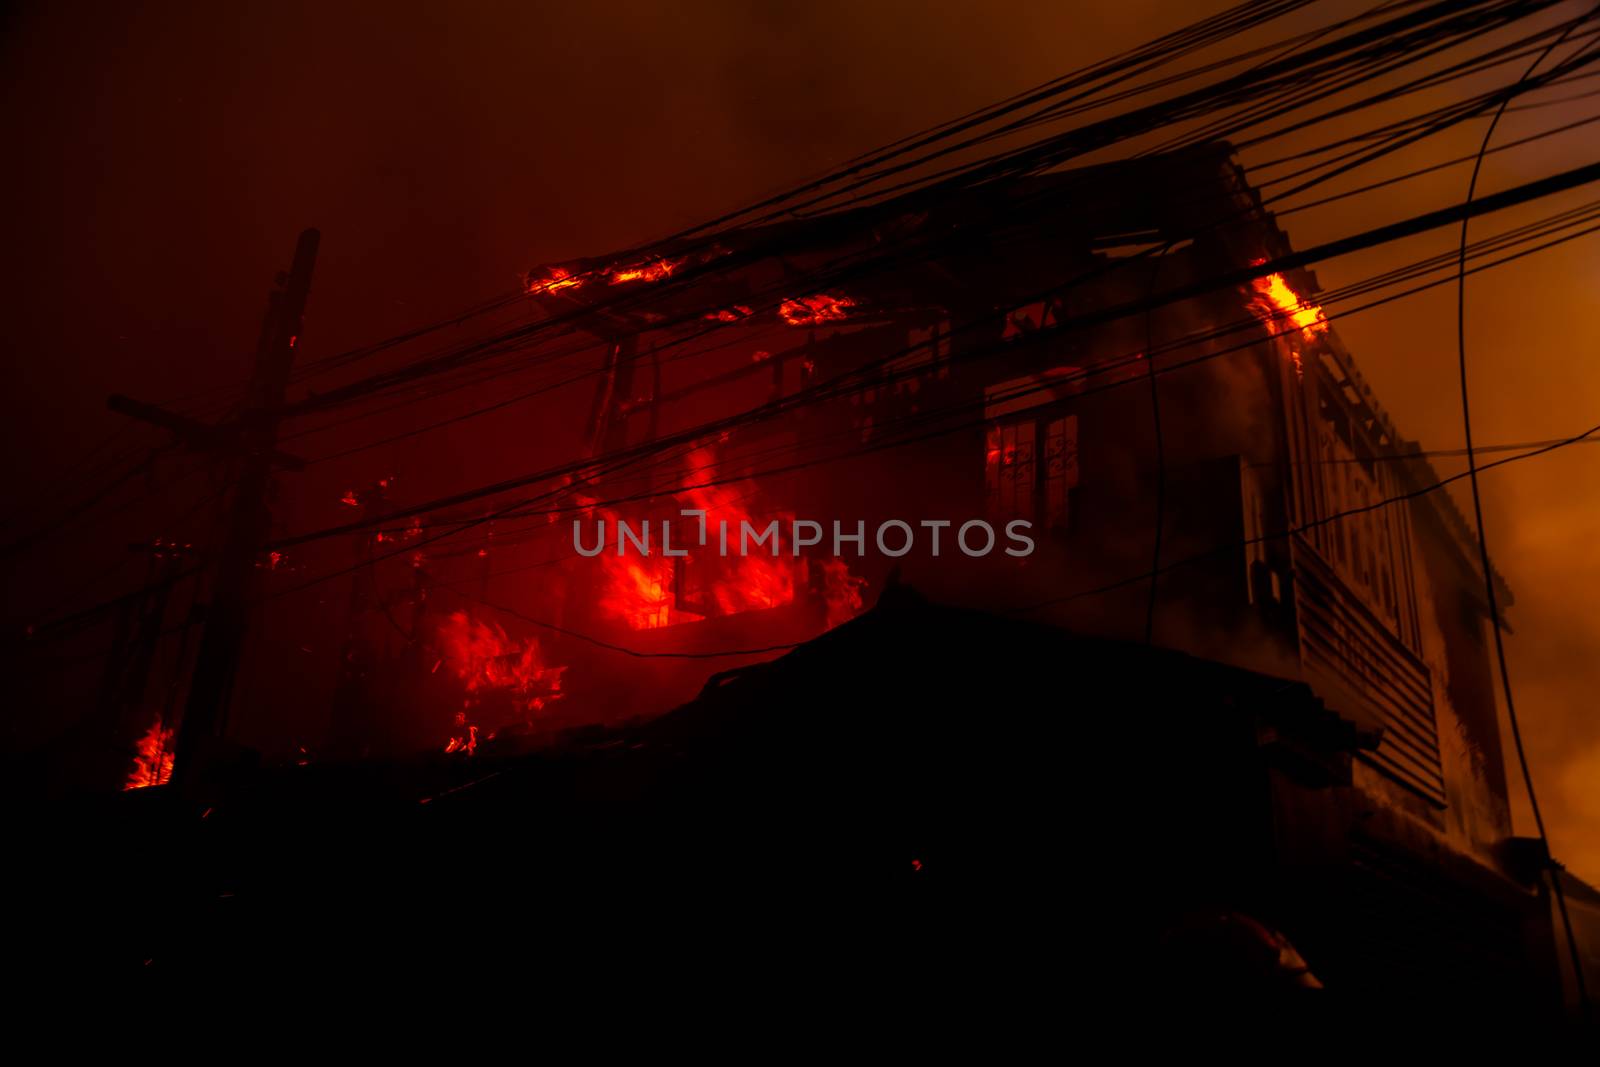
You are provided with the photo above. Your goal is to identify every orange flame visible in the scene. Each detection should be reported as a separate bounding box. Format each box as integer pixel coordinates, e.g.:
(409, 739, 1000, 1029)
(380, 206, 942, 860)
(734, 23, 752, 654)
(591, 446, 798, 630)
(609, 256, 682, 285)
(124, 718, 174, 790)
(526, 266, 583, 297)
(1247, 262, 1327, 375)
(779, 293, 854, 327)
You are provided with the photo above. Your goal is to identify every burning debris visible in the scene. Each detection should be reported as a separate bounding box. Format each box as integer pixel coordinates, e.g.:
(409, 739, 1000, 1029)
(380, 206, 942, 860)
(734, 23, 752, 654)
(778, 293, 855, 327)
(436, 611, 565, 752)
(524, 246, 729, 300)
(526, 266, 583, 297)
(608, 257, 682, 285)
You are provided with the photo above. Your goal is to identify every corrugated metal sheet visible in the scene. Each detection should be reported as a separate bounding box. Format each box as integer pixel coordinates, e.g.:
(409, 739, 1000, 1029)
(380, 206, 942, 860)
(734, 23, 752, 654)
(1292, 536, 1446, 806)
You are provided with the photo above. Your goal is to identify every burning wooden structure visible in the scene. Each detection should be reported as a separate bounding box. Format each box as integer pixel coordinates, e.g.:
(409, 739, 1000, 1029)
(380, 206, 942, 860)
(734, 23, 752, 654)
(526, 142, 1509, 834)
(62, 142, 1589, 1008)
(510, 140, 1572, 1001)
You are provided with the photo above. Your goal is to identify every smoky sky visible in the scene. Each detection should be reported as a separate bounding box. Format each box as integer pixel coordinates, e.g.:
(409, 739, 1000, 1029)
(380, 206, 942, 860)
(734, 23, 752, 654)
(4, 1, 1598, 881)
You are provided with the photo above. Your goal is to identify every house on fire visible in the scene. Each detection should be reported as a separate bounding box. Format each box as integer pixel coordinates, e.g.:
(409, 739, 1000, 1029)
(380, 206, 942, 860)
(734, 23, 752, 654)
(515, 141, 1591, 1008)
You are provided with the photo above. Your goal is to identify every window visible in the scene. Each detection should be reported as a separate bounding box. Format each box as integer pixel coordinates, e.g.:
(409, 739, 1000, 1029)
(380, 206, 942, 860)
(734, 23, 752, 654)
(986, 412, 1077, 531)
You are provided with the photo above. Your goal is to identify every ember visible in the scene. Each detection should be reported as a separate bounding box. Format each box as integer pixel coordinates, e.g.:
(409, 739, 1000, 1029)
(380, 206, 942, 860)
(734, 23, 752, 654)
(444, 719, 479, 756)
(526, 266, 583, 297)
(779, 293, 854, 327)
(609, 257, 681, 285)
(124, 717, 174, 790)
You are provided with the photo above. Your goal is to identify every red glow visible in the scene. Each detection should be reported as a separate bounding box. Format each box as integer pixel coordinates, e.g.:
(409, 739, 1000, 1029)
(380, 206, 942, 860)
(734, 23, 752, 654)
(678, 446, 797, 617)
(436, 612, 564, 753)
(609, 257, 681, 285)
(590, 446, 801, 630)
(779, 293, 854, 327)
(124, 718, 174, 790)
(820, 558, 866, 628)
(437, 611, 564, 713)
(598, 545, 678, 630)
(526, 266, 583, 297)
(704, 305, 754, 322)
(444, 721, 479, 756)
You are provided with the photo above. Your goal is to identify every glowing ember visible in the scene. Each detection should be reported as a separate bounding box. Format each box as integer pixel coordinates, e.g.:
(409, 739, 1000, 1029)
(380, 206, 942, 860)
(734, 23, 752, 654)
(124, 717, 174, 790)
(526, 266, 584, 297)
(609, 257, 682, 285)
(444, 719, 479, 756)
(705, 305, 754, 322)
(779, 293, 855, 327)
(1247, 260, 1327, 375)
(820, 559, 867, 628)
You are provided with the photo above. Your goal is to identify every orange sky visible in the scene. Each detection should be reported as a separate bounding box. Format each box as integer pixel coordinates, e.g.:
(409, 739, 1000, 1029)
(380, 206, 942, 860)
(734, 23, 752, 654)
(3, 0, 1596, 880)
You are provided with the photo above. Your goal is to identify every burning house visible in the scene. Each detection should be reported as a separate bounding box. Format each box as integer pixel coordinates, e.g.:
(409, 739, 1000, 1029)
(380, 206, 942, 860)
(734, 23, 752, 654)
(56, 140, 1590, 1012)
(470, 140, 1575, 1007)
(523, 142, 1500, 822)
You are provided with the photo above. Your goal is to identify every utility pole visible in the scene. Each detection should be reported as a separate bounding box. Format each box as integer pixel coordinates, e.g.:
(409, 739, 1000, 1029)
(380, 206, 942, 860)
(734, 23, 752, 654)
(110, 228, 319, 787)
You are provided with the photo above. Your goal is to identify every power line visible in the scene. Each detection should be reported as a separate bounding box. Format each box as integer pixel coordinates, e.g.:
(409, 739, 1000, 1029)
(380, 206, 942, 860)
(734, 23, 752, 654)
(264, 0, 1564, 429)
(1453, 10, 1593, 1014)
(376, 414, 1600, 665)
(261, 158, 1600, 556)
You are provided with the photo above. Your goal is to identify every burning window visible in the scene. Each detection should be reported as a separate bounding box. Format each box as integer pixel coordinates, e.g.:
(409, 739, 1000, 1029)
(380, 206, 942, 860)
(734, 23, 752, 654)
(986, 415, 1077, 532)
(987, 420, 1036, 521)
(588, 445, 798, 631)
(984, 371, 1081, 533)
